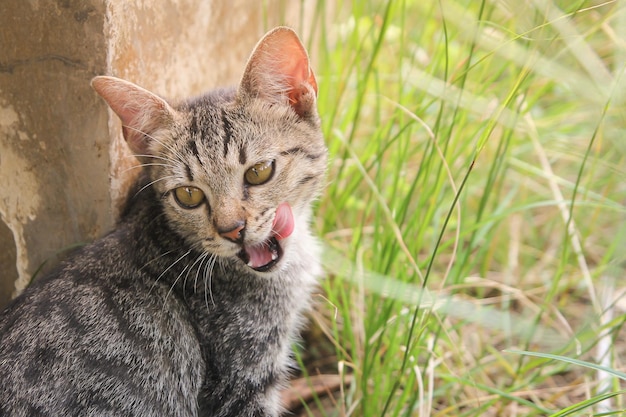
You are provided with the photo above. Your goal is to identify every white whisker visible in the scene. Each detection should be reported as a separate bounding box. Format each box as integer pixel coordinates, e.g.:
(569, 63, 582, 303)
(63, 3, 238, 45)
(122, 163, 178, 174)
(149, 249, 191, 296)
(134, 175, 177, 198)
(132, 154, 180, 164)
(187, 252, 209, 294)
(140, 249, 176, 272)
(163, 261, 193, 310)
(123, 125, 188, 164)
(204, 254, 218, 310)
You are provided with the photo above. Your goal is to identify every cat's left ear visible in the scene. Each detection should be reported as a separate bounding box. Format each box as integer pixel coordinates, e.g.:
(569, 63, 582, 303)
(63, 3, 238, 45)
(91, 76, 176, 158)
(238, 27, 318, 118)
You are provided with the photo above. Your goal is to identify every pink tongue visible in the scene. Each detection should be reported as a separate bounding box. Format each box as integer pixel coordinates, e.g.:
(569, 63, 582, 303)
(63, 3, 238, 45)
(272, 202, 294, 240)
(245, 203, 294, 269)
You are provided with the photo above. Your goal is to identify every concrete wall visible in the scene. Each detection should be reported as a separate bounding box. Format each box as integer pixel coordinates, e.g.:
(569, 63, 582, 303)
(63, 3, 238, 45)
(0, 0, 312, 309)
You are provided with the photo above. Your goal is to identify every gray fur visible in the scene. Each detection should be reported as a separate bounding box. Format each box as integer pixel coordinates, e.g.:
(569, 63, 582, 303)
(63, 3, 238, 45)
(0, 27, 326, 417)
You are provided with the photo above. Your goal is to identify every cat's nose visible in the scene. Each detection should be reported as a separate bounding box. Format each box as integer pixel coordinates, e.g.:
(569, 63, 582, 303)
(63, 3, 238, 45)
(218, 221, 246, 244)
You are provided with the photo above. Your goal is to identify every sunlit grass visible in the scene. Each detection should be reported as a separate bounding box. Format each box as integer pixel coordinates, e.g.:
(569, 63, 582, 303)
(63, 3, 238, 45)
(284, 0, 626, 415)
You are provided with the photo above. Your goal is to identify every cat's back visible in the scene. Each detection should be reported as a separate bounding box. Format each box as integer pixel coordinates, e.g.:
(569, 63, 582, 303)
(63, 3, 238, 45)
(0, 226, 204, 417)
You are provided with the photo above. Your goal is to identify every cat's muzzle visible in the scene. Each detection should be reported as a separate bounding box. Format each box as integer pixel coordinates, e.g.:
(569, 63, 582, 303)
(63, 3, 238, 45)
(235, 202, 294, 272)
(236, 237, 283, 272)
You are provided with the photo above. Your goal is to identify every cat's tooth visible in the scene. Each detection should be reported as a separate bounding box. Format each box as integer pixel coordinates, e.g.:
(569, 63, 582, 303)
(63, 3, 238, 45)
(271, 252, 278, 261)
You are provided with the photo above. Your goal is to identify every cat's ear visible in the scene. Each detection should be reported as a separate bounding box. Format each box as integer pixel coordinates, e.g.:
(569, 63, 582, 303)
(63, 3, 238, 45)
(91, 76, 176, 156)
(238, 27, 318, 118)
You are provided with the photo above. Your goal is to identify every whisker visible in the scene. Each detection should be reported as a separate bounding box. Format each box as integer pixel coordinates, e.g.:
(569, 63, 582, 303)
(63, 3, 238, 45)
(163, 261, 192, 310)
(140, 249, 177, 272)
(187, 252, 209, 294)
(271, 228, 288, 240)
(132, 154, 180, 164)
(193, 252, 210, 294)
(134, 175, 177, 198)
(149, 249, 191, 296)
(164, 249, 209, 310)
(204, 254, 218, 310)
(122, 163, 178, 174)
(121, 152, 178, 164)
(123, 125, 187, 164)
(181, 254, 202, 301)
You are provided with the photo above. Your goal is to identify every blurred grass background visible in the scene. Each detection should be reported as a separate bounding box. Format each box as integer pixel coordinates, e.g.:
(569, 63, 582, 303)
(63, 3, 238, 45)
(272, 0, 626, 415)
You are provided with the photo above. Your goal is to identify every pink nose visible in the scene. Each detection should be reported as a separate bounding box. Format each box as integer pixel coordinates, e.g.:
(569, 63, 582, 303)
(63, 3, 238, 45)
(218, 222, 245, 243)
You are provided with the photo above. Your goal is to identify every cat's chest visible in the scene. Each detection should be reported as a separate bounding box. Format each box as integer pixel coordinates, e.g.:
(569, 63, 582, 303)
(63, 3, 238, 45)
(185, 264, 311, 364)
(188, 271, 297, 342)
(179, 271, 299, 412)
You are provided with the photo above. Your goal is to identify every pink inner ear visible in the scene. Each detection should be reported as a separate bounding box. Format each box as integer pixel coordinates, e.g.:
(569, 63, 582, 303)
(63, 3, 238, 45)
(240, 28, 317, 113)
(277, 42, 318, 99)
(268, 32, 318, 114)
(284, 57, 318, 106)
(92, 76, 174, 157)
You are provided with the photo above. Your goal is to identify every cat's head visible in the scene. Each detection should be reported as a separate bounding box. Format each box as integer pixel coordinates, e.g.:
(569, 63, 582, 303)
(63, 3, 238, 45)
(92, 27, 326, 274)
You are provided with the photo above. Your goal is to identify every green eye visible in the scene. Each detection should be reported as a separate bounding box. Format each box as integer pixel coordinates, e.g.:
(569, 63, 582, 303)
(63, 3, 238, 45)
(245, 160, 274, 185)
(173, 186, 205, 208)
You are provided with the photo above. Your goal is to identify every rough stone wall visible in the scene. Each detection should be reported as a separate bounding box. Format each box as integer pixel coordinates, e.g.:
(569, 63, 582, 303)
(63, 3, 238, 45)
(0, 0, 312, 309)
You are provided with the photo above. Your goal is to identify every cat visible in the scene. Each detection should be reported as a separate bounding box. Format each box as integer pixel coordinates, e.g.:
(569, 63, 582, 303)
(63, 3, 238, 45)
(0, 26, 327, 417)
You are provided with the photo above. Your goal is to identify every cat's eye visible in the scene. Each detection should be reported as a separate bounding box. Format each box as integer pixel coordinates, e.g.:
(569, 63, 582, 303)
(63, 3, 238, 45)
(245, 160, 274, 185)
(173, 186, 205, 209)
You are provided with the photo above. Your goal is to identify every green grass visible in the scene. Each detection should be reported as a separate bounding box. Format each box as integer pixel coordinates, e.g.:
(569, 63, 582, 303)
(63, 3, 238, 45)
(277, 0, 626, 415)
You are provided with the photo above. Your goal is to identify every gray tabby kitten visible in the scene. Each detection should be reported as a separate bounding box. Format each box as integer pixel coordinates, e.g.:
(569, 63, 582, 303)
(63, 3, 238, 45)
(0, 27, 326, 417)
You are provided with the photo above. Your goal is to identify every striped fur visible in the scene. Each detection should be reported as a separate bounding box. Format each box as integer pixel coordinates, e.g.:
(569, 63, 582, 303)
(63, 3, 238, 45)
(0, 27, 326, 417)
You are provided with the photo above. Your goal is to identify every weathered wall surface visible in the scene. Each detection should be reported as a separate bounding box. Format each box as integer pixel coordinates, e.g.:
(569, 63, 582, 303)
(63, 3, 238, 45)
(0, 0, 110, 308)
(0, 0, 312, 309)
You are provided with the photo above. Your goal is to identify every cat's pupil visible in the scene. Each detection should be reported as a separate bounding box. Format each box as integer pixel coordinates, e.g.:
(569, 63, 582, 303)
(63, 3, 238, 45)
(245, 160, 274, 185)
(174, 186, 205, 209)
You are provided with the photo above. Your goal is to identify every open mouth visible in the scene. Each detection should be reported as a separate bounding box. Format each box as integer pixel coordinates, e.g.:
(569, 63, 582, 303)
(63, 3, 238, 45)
(237, 202, 294, 272)
(237, 236, 283, 272)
